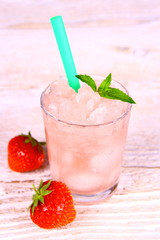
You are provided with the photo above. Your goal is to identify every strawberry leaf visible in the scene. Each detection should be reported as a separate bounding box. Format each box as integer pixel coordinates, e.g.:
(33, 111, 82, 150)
(39, 141, 46, 146)
(32, 184, 37, 193)
(33, 199, 38, 207)
(42, 180, 52, 191)
(38, 179, 43, 190)
(20, 132, 45, 151)
(39, 196, 44, 204)
(24, 139, 30, 143)
(31, 205, 35, 214)
(42, 190, 52, 195)
(29, 180, 53, 215)
(32, 141, 37, 147)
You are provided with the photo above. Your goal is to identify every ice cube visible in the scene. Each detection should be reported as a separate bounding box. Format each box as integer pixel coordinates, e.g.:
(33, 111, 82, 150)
(76, 84, 91, 103)
(50, 80, 76, 99)
(89, 103, 109, 123)
(48, 103, 58, 116)
(86, 99, 94, 111)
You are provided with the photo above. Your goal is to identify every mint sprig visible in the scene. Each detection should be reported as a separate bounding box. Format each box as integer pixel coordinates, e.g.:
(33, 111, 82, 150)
(75, 74, 136, 104)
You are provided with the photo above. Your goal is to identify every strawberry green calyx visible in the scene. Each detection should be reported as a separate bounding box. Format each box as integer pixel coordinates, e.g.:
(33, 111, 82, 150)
(29, 180, 52, 214)
(20, 131, 46, 150)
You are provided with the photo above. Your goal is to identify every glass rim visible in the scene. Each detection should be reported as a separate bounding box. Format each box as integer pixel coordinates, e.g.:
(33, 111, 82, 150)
(40, 79, 132, 128)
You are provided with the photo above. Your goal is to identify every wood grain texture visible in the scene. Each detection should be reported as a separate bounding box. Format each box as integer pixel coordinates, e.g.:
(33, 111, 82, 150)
(0, 0, 160, 239)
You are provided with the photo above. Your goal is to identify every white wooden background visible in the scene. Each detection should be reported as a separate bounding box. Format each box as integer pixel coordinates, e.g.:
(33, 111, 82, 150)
(0, 0, 160, 239)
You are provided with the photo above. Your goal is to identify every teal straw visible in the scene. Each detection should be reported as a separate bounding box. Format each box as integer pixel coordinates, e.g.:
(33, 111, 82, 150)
(50, 16, 80, 92)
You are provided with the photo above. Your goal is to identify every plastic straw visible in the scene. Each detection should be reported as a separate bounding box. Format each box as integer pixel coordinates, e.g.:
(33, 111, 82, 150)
(50, 16, 80, 92)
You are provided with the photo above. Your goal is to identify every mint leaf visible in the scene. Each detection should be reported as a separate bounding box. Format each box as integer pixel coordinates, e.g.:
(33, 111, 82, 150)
(99, 87, 136, 104)
(98, 73, 112, 92)
(76, 73, 136, 104)
(75, 75, 97, 92)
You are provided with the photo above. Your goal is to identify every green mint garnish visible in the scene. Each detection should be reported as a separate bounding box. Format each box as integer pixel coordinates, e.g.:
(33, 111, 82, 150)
(75, 73, 136, 104)
(98, 73, 112, 92)
(75, 74, 97, 92)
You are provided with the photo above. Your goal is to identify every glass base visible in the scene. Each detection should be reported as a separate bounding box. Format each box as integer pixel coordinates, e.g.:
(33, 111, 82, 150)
(72, 182, 118, 205)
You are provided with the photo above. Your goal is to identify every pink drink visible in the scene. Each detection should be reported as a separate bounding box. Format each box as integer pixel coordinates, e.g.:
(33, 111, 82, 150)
(41, 77, 131, 204)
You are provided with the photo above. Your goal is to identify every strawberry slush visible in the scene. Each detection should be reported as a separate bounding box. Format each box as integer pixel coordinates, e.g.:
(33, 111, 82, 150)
(41, 77, 131, 203)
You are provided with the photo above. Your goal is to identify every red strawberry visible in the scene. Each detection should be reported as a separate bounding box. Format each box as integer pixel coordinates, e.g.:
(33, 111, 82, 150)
(8, 132, 45, 172)
(29, 180, 76, 229)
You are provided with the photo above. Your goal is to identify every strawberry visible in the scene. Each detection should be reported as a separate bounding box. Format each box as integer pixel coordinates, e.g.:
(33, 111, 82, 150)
(29, 180, 76, 229)
(8, 132, 45, 172)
